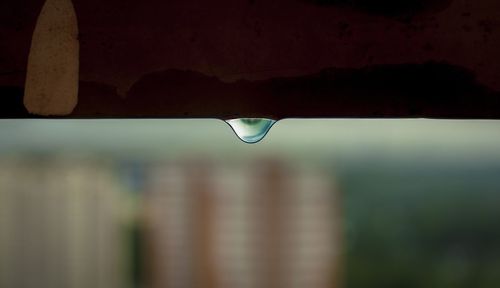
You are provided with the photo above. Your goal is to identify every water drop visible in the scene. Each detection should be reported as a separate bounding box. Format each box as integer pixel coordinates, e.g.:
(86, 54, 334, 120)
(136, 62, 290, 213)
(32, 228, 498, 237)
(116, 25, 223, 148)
(225, 118, 277, 144)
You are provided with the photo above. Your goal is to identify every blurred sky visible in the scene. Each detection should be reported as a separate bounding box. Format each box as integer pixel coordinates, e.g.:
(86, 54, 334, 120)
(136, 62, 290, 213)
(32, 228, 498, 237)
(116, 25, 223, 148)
(0, 119, 499, 163)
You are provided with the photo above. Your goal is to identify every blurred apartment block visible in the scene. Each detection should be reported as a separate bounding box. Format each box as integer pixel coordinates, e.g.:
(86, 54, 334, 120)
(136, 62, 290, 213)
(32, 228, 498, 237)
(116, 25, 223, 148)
(0, 157, 128, 288)
(0, 157, 342, 288)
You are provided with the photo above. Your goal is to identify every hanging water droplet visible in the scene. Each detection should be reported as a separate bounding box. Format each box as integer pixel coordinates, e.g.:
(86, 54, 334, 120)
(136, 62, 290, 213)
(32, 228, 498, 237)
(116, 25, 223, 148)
(225, 118, 276, 144)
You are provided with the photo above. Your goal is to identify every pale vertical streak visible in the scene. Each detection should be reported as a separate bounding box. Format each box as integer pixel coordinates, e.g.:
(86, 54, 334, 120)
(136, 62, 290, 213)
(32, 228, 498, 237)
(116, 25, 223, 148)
(285, 167, 340, 288)
(65, 163, 90, 288)
(145, 163, 192, 288)
(189, 161, 218, 288)
(95, 167, 122, 288)
(0, 161, 13, 288)
(254, 160, 287, 288)
(212, 165, 255, 288)
(24, 0, 79, 116)
(44, 162, 65, 288)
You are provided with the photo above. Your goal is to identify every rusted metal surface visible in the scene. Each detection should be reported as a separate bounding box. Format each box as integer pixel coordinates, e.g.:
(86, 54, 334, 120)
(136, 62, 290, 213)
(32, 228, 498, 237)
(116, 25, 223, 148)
(1, 0, 499, 118)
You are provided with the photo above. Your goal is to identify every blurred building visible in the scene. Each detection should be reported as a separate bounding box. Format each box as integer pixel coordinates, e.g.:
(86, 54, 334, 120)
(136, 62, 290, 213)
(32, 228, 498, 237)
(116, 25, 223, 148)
(142, 160, 343, 288)
(0, 156, 342, 288)
(0, 157, 129, 288)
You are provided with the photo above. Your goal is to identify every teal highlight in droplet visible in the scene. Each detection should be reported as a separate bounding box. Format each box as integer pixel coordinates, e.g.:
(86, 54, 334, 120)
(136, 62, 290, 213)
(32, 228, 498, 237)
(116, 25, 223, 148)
(225, 118, 276, 144)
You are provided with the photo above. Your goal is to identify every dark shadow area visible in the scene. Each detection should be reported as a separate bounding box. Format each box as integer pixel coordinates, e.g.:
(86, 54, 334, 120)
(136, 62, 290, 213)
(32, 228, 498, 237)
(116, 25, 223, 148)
(303, 0, 453, 17)
(0, 86, 29, 117)
(2, 62, 500, 119)
(104, 62, 500, 119)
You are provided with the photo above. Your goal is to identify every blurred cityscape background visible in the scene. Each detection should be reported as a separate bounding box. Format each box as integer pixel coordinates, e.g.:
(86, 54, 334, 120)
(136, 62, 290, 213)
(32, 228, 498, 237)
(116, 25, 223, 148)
(0, 119, 499, 288)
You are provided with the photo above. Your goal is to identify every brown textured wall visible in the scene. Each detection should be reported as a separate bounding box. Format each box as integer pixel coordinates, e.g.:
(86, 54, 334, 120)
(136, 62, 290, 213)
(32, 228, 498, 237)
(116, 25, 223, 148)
(1, 0, 500, 118)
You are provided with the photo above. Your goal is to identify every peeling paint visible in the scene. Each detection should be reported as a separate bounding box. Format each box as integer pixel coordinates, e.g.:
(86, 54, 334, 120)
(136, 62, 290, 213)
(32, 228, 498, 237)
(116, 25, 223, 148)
(24, 0, 79, 116)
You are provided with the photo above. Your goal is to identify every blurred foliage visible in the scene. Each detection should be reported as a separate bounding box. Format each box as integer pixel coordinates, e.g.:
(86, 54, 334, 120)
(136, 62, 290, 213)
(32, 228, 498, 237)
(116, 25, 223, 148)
(339, 160, 500, 288)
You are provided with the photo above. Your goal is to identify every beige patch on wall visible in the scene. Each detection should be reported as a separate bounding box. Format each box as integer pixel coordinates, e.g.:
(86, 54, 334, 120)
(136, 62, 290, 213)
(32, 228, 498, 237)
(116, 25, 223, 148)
(24, 0, 79, 116)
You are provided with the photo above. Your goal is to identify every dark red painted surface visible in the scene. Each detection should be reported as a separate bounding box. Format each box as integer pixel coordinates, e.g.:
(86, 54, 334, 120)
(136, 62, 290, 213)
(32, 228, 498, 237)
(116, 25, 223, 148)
(1, 0, 500, 118)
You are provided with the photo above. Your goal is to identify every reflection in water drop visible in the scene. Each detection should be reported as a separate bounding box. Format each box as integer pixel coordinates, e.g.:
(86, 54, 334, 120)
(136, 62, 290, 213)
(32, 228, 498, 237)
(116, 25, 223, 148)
(225, 118, 277, 144)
